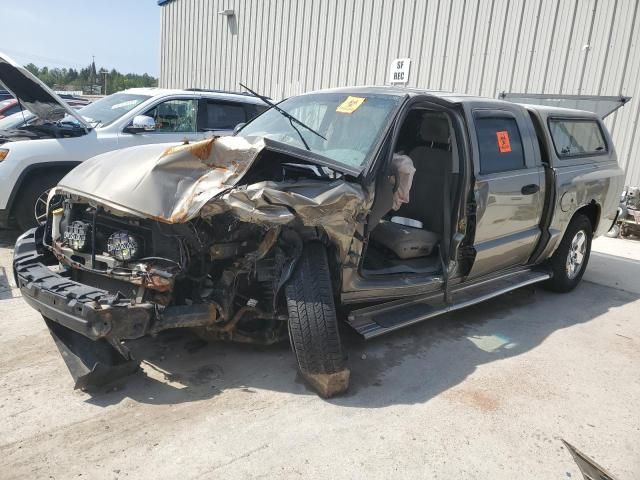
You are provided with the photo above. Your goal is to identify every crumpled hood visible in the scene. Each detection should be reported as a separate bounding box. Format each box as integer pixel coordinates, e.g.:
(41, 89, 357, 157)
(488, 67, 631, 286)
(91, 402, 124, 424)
(58, 136, 265, 222)
(0, 51, 90, 127)
(56, 136, 371, 261)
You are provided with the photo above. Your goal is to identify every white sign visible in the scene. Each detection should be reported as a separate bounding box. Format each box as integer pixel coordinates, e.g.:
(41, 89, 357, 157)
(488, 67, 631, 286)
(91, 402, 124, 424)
(389, 58, 411, 84)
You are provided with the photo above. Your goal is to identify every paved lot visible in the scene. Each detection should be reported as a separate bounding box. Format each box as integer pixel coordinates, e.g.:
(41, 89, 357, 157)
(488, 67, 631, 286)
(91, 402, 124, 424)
(0, 230, 639, 479)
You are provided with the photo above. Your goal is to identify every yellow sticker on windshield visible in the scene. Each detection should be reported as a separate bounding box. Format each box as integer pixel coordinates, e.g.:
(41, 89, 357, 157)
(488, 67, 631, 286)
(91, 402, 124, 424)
(336, 96, 365, 114)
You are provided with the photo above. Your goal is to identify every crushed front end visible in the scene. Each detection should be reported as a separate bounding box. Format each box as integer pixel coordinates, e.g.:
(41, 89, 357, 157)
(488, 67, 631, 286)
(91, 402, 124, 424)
(14, 136, 368, 391)
(14, 198, 303, 389)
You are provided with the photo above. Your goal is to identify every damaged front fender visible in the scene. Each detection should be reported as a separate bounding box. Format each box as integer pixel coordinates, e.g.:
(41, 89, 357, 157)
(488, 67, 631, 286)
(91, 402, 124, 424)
(201, 179, 369, 261)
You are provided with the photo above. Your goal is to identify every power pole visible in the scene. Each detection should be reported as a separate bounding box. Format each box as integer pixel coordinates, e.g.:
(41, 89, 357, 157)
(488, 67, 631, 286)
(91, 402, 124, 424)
(100, 69, 108, 95)
(89, 56, 97, 94)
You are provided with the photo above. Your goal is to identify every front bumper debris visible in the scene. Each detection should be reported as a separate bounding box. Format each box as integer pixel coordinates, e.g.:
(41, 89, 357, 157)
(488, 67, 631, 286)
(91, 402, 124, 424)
(13, 228, 219, 389)
(13, 228, 156, 341)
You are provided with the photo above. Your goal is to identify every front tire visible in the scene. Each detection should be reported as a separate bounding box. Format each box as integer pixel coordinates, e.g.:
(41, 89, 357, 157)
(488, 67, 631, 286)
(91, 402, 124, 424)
(285, 243, 349, 397)
(544, 214, 592, 293)
(14, 172, 66, 231)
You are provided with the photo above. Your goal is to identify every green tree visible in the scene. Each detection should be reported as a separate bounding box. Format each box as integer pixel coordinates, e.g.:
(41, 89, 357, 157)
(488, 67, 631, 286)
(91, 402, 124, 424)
(24, 62, 157, 94)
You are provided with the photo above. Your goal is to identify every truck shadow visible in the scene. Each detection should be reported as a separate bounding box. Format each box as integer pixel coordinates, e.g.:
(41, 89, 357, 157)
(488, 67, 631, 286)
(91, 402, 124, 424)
(87, 278, 638, 409)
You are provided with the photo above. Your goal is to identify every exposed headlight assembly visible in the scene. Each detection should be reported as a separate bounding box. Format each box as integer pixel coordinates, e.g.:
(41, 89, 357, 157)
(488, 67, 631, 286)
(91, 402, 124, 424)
(107, 231, 140, 261)
(63, 221, 92, 252)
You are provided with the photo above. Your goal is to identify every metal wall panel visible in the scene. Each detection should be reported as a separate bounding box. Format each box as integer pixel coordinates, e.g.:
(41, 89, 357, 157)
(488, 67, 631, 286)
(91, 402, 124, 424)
(160, 0, 640, 185)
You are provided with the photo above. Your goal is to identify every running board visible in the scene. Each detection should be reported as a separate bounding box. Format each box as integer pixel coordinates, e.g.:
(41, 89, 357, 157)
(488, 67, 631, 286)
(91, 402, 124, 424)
(347, 269, 551, 339)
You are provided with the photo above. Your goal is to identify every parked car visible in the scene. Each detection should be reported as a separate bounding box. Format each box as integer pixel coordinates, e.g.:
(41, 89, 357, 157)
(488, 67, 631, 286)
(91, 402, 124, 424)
(0, 98, 21, 118)
(0, 95, 88, 119)
(0, 52, 268, 230)
(0, 99, 90, 133)
(0, 89, 12, 101)
(13, 86, 624, 397)
(0, 110, 36, 130)
(0, 102, 87, 131)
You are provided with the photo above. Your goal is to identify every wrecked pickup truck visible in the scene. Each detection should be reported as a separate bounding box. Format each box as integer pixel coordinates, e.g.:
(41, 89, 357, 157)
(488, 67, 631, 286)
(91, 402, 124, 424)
(13, 87, 624, 397)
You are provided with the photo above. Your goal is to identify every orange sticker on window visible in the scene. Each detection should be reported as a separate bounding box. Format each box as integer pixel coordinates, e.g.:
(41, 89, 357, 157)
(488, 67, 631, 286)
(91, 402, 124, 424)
(496, 131, 511, 153)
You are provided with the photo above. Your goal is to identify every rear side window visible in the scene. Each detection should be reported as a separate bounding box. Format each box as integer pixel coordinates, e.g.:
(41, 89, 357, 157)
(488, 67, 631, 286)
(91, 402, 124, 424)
(475, 116, 525, 174)
(548, 118, 607, 157)
(205, 101, 247, 130)
(246, 104, 269, 120)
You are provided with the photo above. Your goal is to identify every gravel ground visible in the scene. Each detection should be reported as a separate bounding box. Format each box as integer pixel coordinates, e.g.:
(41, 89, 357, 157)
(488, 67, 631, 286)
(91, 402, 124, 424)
(0, 230, 638, 479)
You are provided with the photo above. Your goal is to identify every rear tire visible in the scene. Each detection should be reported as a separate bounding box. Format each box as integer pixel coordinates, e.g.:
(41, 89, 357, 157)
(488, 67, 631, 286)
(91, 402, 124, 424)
(285, 243, 349, 397)
(14, 172, 66, 231)
(620, 225, 631, 238)
(544, 214, 592, 293)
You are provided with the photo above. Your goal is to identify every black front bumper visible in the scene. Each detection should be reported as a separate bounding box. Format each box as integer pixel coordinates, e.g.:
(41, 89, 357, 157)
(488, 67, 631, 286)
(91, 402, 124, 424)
(13, 227, 155, 341)
(13, 228, 219, 389)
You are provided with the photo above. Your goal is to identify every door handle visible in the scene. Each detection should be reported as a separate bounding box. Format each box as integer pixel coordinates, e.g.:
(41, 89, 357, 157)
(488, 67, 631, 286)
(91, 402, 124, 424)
(521, 184, 540, 195)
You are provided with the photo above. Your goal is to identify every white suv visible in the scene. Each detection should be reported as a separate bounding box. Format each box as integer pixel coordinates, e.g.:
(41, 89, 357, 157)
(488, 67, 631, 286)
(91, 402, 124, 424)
(0, 53, 267, 230)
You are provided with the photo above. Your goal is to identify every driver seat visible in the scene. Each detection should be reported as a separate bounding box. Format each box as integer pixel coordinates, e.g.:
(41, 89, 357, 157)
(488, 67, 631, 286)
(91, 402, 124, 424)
(369, 112, 450, 260)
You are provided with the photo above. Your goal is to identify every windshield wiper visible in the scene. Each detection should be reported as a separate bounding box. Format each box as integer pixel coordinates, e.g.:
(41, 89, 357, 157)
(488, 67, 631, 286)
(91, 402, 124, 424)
(287, 117, 310, 150)
(239, 83, 327, 151)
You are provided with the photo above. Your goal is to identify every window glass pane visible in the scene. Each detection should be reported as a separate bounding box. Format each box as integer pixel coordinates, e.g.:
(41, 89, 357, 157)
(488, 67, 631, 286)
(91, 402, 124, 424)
(549, 119, 606, 157)
(476, 117, 525, 174)
(240, 93, 402, 169)
(206, 101, 246, 130)
(144, 99, 198, 132)
(255, 105, 269, 116)
(245, 104, 269, 120)
(73, 93, 150, 126)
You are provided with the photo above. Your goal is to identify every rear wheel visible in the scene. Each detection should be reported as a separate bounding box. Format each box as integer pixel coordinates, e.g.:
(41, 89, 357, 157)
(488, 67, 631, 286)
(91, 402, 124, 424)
(620, 225, 631, 238)
(14, 172, 66, 231)
(544, 214, 592, 293)
(285, 243, 349, 397)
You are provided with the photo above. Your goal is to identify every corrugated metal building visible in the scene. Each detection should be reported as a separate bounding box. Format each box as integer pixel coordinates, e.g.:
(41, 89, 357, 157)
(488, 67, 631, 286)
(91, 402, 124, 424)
(158, 0, 640, 185)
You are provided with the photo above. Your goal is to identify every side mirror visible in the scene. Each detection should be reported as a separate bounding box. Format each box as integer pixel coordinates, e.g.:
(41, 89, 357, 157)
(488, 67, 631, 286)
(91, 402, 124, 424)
(124, 115, 156, 134)
(233, 122, 246, 135)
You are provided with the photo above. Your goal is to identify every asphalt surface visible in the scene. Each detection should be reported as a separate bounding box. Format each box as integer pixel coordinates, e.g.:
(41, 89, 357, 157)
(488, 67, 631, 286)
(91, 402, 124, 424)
(0, 231, 638, 479)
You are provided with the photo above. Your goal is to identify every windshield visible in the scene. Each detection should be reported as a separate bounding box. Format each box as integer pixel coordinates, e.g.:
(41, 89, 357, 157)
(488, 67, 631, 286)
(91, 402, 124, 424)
(69, 93, 151, 127)
(239, 92, 402, 169)
(0, 110, 35, 130)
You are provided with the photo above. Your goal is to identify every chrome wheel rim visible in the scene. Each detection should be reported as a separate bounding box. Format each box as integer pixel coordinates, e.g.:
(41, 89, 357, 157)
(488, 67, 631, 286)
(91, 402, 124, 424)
(566, 229, 587, 279)
(34, 189, 50, 224)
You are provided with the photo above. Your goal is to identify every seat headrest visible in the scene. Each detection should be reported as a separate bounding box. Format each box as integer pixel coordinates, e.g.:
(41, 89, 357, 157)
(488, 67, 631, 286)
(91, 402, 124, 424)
(418, 113, 450, 145)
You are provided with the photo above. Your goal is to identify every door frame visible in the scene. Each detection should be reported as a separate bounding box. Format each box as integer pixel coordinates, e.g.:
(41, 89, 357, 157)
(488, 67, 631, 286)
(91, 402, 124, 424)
(340, 95, 472, 303)
(463, 100, 545, 278)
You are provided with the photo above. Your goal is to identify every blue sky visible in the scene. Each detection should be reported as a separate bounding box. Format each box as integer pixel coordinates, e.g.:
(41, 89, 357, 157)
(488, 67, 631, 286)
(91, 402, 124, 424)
(1, 0, 160, 76)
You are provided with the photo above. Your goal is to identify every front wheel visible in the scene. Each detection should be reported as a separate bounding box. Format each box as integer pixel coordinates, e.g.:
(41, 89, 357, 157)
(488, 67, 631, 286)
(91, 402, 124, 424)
(544, 214, 592, 293)
(285, 243, 349, 397)
(14, 172, 66, 231)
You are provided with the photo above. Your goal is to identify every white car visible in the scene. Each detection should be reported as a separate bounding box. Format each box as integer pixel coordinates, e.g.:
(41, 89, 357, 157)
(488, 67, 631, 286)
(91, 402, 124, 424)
(0, 52, 267, 230)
